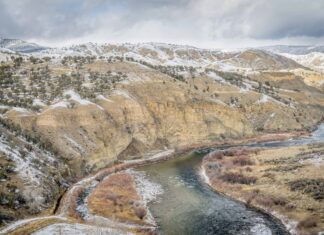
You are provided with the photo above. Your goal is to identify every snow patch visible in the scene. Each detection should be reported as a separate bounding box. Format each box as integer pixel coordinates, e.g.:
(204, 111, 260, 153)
(112, 90, 135, 101)
(96, 94, 113, 103)
(32, 223, 135, 235)
(63, 90, 93, 105)
(51, 101, 69, 109)
(33, 99, 46, 107)
(250, 223, 272, 235)
(128, 169, 163, 205)
(256, 94, 287, 107)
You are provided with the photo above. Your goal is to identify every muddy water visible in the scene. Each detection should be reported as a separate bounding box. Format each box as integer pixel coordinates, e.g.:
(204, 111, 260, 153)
(138, 125, 324, 235)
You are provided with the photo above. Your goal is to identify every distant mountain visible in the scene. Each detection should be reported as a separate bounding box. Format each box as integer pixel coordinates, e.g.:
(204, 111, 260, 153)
(0, 37, 47, 53)
(28, 42, 302, 71)
(0, 38, 308, 71)
(261, 45, 324, 55)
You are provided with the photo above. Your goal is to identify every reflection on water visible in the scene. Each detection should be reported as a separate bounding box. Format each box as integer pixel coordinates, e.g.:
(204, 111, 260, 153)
(138, 124, 324, 235)
(250, 124, 324, 148)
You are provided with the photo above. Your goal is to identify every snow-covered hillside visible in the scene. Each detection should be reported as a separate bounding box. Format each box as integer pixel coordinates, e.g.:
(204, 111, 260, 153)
(262, 45, 324, 55)
(281, 52, 324, 73)
(0, 40, 300, 73)
(0, 38, 47, 53)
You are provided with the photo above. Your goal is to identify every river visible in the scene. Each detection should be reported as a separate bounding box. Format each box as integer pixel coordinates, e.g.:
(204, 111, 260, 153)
(1, 125, 323, 235)
(137, 125, 324, 235)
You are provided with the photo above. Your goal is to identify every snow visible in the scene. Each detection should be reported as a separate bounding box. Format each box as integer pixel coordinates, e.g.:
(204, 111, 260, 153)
(128, 169, 163, 205)
(0, 105, 10, 109)
(0, 136, 43, 187)
(257, 94, 270, 103)
(64, 90, 92, 105)
(96, 94, 113, 103)
(239, 81, 253, 93)
(256, 94, 287, 107)
(281, 52, 324, 73)
(207, 72, 228, 84)
(250, 223, 272, 235)
(0, 216, 67, 235)
(112, 89, 136, 101)
(12, 107, 31, 113)
(32, 223, 134, 235)
(33, 99, 46, 107)
(127, 169, 163, 225)
(49, 91, 105, 110)
(200, 166, 211, 185)
(0, 52, 10, 62)
(64, 90, 105, 110)
(50, 101, 69, 109)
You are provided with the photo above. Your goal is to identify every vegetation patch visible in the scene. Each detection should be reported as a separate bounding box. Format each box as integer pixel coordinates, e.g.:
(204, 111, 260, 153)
(220, 172, 257, 185)
(289, 179, 324, 200)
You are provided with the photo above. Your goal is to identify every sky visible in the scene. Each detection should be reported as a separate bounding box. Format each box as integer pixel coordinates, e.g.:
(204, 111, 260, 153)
(1, 0, 324, 49)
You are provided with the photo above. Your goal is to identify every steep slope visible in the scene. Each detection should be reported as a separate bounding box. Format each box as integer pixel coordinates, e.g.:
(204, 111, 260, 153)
(0, 121, 69, 225)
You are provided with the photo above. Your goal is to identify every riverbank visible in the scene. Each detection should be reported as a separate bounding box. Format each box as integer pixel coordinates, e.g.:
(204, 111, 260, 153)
(201, 143, 324, 235)
(0, 129, 317, 234)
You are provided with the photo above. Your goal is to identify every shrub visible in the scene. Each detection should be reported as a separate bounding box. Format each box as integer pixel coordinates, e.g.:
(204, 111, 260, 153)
(271, 196, 287, 206)
(206, 162, 221, 171)
(289, 179, 324, 201)
(262, 172, 275, 180)
(285, 203, 296, 211)
(134, 206, 147, 220)
(219, 172, 257, 184)
(233, 156, 254, 166)
(256, 195, 288, 208)
(210, 151, 223, 160)
(298, 217, 318, 228)
(245, 167, 253, 172)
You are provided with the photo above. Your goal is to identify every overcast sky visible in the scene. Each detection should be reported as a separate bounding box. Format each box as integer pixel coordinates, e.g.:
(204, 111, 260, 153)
(1, 0, 324, 48)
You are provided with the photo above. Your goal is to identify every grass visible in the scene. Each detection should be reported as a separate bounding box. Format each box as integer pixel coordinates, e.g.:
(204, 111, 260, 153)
(87, 172, 150, 225)
(202, 143, 324, 235)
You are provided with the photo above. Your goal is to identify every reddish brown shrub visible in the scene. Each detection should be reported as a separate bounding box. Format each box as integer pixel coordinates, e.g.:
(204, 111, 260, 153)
(233, 157, 255, 166)
(245, 167, 253, 172)
(298, 217, 318, 228)
(256, 196, 275, 207)
(211, 152, 224, 160)
(256, 195, 287, 208)
(219, 172, 257, 184)
(271, 196, 287, 206)
(285, 203, 296, 211)
(134, 206, 147, 220)
(262, 172, 275, 180)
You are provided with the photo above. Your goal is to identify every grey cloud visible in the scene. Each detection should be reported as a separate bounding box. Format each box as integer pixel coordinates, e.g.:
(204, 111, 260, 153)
(0, 0, 323, 45)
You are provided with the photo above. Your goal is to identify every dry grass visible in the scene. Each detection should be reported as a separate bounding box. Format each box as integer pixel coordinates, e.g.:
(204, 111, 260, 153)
(202, 144, 324, 235)
(88, 172, 149, 225)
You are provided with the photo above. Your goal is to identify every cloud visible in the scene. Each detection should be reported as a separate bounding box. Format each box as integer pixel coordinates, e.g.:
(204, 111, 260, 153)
(0, 0, 324, 48)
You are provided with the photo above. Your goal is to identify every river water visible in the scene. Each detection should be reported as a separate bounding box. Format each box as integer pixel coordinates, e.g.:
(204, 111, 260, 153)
(138, 125, 324, 235)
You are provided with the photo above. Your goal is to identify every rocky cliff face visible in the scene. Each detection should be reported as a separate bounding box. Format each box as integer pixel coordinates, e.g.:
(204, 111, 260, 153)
(5, 64, 254, 176)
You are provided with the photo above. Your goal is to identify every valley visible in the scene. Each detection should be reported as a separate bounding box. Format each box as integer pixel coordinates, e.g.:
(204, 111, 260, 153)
(0, 39, 323, 234)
